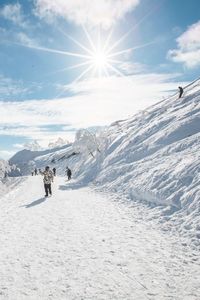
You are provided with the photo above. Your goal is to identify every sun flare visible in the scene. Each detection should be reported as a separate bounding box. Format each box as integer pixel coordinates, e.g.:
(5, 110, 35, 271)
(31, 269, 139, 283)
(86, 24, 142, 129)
(18, 24, 156, 90)
(60, 26, 133, 81)
(92, 51, 108, 69)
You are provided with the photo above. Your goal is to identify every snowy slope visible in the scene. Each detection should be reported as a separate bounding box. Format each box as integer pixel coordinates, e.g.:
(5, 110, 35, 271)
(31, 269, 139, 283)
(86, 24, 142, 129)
(0, 159, 10, 179)
(9, 77, 200, 243)
(103, 81, 200, 236)
(0, 158, 22, 178)
(68, 78, 200, 243)
(0, 158, 24, 198)
(9, 144, 73, 175)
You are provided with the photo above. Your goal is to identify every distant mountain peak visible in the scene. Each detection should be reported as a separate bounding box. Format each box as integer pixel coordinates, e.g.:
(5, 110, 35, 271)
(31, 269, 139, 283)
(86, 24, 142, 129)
(24, 140, 42, 151)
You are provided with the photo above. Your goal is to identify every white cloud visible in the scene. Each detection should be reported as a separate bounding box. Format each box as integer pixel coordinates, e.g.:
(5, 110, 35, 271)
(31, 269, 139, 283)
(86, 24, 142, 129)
(0, 24, 38, 49)
(15, 32, 38, 47)
(0, 149, 15, 160)
(168, 21, 200, 68)
(34, 0, 140, 28)
(0, 3, 27, 27)
(119, 62, 147, 74)
(0, 74, 30, 99)
(13, 143, 25, 149)
(0, 73, 184, 143)
(0, 125, 75, 145)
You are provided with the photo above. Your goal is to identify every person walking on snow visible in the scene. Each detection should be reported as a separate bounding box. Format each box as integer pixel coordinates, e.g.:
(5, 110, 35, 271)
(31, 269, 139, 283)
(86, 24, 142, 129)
(178, 86, 183, 98)
(42, 166, 54, 197)
(53, 167, 56, 176)
(66, 167, 72, 181)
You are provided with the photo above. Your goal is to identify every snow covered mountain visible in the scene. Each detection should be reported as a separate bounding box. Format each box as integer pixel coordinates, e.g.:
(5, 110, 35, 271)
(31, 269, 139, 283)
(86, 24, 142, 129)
(9, 77, 200, 243)
(9, 144, 73, 175)
(23, 140, 42, 151)
(48, 137, 69, 149)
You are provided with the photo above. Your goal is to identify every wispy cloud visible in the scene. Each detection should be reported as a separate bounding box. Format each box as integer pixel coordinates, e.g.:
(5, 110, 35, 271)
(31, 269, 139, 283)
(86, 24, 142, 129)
(0, 73, 184, 145)
(13, 143, 25, 149)
(168, 20, 200, 68)
(0, 74, 30, 100)
(119, 62, 147, 75)
(0, 24, 39, 49)
(15, 32, 38, 47)
(0, 149, 16, 160)
(34, 0, 140, 28)
(0, 125, 75, 146)
(0, 3, 28, 28)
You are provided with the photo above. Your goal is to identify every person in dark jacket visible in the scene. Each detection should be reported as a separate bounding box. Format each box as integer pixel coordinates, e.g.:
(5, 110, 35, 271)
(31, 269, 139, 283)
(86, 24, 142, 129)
(66, 167, 72, 180)
(178, 86, 183, 98)
(53, 167, 56, 176)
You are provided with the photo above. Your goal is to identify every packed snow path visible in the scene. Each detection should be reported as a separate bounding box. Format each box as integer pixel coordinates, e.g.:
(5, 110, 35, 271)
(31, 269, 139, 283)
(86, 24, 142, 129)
(0, 177, 199, 300)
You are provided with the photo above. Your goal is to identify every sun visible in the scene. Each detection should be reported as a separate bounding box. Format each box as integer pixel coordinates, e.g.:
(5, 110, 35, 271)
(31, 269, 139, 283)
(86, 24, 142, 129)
(16, 0, 162, 89)
(92, 51, 108, 69)
(19, 24, 155, 85)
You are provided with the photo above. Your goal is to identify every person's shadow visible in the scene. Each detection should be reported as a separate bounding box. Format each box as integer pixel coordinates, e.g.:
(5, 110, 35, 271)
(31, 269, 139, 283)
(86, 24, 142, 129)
(22, 197, 47, 208)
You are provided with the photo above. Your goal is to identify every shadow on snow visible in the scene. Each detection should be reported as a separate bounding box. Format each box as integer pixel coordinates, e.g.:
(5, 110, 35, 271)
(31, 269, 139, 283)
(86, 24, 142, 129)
(21, 197, 47, 208)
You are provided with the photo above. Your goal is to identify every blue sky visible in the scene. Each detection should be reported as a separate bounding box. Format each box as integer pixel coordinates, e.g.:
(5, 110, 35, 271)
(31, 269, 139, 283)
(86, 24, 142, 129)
(0, 0, 200, 158)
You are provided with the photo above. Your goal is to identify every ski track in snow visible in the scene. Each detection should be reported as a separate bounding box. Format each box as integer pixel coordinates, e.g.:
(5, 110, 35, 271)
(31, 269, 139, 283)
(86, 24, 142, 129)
(0, 176, 199, 300)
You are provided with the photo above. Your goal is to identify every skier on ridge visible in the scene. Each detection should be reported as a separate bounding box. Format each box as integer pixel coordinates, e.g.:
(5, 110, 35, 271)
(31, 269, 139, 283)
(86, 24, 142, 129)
(178, 86, 184, 98)
(42, 166, 54, 197)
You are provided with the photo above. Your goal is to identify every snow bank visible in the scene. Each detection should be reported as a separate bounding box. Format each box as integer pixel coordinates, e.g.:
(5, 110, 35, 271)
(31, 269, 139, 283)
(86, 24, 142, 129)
(0, 176, 26, 200)
(69, 78, 200, 242)
(0, 158, 25, 198)
(0, 159, 10, 179)
(9, 77, 200, 243)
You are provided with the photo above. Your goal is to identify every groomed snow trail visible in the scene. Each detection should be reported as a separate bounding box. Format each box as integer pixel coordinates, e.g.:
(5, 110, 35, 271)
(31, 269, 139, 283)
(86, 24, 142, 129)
(0, 177, 199, 300)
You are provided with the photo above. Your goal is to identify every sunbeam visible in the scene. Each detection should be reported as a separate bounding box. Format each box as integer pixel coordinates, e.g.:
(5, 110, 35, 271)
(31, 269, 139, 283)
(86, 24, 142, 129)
(58, 27, 94, 56)
(15, 43, 92, 59)
(106, 63, 126, 78)
(106, 0, 166, 55)
(14, 8, 163, 86)
(107, 40, 158, 58)
(44, 61, 91, 77)
(82, 25, 96, 52)
(73, 64, 94, 84)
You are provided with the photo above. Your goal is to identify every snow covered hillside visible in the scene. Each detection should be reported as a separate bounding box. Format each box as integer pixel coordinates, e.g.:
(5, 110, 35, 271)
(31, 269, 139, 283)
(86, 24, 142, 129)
(9, 78, 200, 244)
(0, 158, 22, 179)
(0, 158, 24, 198)
(9, 144, 74, 175)
(91, 79, 200, 240)
(0, 159, 10, 179)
